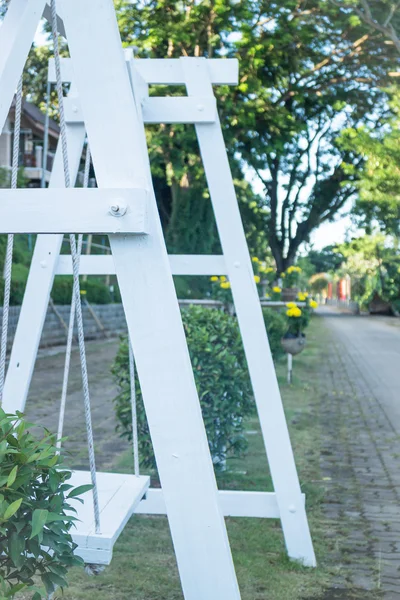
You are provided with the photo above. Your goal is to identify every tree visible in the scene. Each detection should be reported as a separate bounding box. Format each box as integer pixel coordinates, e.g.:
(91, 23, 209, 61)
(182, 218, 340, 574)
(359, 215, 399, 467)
(230, 0, 397, 271)
(328, 0, 400, 53)
(340, 91, 400, 235)
(336, 234, 400, 304)
(307, 245, 344, 273)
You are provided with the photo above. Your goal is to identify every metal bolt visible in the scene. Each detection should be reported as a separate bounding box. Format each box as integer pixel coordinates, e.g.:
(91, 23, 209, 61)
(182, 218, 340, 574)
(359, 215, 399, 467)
(109, 202, 127, 217)
(234, 261, 241, 268)
(40, 260, 47, 269)
(72, 105, 78, 113)
(197, 104, 205, 112)
(289, 505, 296, 513)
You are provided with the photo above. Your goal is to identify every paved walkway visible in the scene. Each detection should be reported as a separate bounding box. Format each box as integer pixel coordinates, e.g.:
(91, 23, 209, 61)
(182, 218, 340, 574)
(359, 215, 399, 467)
(24, 338, 129, 471)
(319, 307, 400, 598)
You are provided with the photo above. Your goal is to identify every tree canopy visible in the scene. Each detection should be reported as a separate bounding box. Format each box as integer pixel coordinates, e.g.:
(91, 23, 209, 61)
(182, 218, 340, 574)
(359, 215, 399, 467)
(4, 0, 400, 269)
(116, 0, 398, 269)
(340, 91, 400, 235)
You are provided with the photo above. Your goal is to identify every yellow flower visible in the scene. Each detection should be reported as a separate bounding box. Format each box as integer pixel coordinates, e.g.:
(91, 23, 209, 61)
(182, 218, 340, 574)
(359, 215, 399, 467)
(80, 290, 87, 295)
(286, 302, 297, 308)
(219, 276, 227, 282)
(258, 263, 267, 273)
(265, 293, 270, 298)
(254, 275, 261, 284)
(287, 307, 302, 318)
(220, 281, 231, 290)
(297, 292, 306, 301)
(280, 272, 286, 278)
(252, 257, 259, 263)
(265, 267, 274, 273)
(272, 286, 281, 293)
(309, 300, 318, 309)
(286, 266, 294, 274)
(210, 276, 219, 282)
(304, 292, 309, 297)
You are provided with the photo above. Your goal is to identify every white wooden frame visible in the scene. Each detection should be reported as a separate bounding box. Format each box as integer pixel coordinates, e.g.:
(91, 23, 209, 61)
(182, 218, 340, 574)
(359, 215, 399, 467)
(1, 2, 242, 598)
(0, 188, 149, 234)
(0, 0, 315, 596)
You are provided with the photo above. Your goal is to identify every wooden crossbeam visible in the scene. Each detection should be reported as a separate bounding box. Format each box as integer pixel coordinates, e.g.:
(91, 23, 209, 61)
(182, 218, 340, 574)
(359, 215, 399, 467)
(64, 96, 217, 124)
(136, 489, 306, 519)
(55, 254, 226, 276)
(0, 188, 148, 234)
(48, 57, 239, 86)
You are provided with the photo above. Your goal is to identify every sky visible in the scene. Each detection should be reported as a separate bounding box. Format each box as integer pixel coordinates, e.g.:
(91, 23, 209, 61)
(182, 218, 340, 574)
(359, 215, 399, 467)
(310, 214, 352, 250)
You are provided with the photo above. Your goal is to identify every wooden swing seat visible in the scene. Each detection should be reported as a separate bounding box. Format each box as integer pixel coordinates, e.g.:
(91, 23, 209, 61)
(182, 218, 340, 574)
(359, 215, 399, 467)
(69, 470, 150, 565)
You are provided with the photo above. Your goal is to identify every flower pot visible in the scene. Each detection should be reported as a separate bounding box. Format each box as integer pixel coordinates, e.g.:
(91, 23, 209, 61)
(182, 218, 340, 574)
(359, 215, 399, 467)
(281, 288, 299, 302)
(281, 334, 306, 355)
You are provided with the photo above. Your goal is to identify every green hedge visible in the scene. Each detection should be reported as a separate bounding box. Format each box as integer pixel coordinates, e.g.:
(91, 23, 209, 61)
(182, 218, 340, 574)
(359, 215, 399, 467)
(51, 277, 112, 305)
(112, 305, 254, 470)
(262, 307, 287, 359)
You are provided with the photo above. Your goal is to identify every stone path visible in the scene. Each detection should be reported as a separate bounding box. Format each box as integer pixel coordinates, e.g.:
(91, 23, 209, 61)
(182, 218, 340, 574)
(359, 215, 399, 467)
(23, 338, 130, 471)
(319, 307, 400, 599)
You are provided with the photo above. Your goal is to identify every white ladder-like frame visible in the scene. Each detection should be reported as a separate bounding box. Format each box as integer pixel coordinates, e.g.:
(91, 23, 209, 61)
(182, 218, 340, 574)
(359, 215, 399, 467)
(48, 50, 316, 559)
(0, 0, 315, 597)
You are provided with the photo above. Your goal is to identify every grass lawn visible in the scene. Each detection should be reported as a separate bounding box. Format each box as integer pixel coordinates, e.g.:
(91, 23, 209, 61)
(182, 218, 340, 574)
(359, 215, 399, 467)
(43, 318, 340, 599)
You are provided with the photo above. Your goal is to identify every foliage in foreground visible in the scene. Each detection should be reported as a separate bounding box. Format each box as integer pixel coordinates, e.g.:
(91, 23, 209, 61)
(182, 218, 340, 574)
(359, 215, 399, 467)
(0, 410, 90, 599)
(113, 305, 253, 469)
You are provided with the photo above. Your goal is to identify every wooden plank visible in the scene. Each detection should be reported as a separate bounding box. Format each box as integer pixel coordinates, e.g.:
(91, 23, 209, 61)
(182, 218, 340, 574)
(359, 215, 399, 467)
(0, 0, 47, 130)
(61, 2, 241, 597)
(69, 471, 150, 554)
(64, 95, 217, 124)
(143, 97, 216, 124)
(0, 188, 148, 234)
(48, 57, 239, 86)
(55, 254, 226, 276)
(2, 119, 86, 414)
(182, 57, 316, 567)
(136, 488, 306, 519)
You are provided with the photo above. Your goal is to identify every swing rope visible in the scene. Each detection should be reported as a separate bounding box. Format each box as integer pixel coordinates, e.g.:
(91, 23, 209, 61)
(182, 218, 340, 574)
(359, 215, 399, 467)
(129, 341, 140, 476)
(0, 76, 23, 403)
(57, 145, 91, 451)
(50, 0, 100, 533)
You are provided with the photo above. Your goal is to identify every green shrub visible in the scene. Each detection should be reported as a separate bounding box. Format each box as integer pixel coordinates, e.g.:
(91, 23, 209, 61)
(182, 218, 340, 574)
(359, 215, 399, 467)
(262, 308, 287, 358)
(51, 277, 112, 305)
(81, 279, 112, 304)
(112, 305, 253, 470)
(51, 277, 74, 305)
(0, 264, 29, 306)
(0, 409, 89, 599)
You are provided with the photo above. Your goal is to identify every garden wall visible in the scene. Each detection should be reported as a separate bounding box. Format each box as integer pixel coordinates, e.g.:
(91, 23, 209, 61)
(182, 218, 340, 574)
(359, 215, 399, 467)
(0, 298, 287, 350)
(0, 300, 226, 349)
(1, 303, 128, 349)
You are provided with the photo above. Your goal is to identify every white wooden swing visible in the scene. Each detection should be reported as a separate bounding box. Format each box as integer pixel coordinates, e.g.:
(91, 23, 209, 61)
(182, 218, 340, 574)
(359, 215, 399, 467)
(0, 0, 315, 597)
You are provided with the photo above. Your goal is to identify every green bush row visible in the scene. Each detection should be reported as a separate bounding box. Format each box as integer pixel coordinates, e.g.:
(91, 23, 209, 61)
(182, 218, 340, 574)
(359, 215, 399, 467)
(0, 268, 120, 306)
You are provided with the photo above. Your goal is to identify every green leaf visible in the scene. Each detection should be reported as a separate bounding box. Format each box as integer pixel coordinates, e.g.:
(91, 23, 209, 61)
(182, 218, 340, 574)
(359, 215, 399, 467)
(49, 471, 59, 493)
(4, 497, 23, 520)
(32, 593, 41, 600)
(6, 583, 26, 597)
(67, 484, 93, 498)
(6, 465, 18, 488)
(41, 573, 54, 595)
(46, 512, 77, 523)
(47, 572, 68, 588)
(30, 509, 48, 539)
(9, 530, 24, 567)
